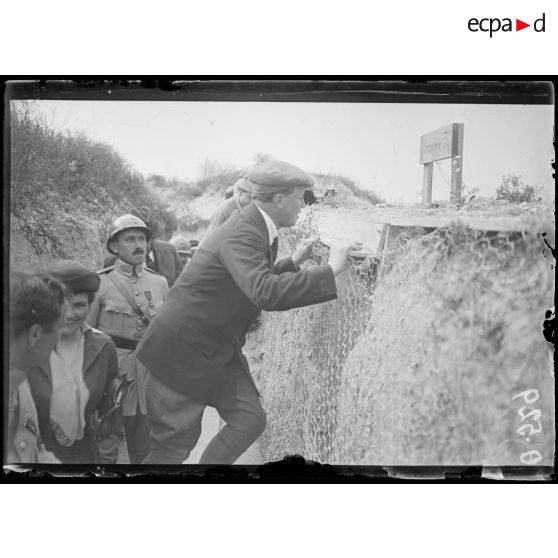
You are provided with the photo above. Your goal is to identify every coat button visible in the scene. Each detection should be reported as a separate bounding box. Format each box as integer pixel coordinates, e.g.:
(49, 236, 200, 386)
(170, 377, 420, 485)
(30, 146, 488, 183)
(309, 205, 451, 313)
(19, 441, 26, 450)
(135, 292, 140, 296)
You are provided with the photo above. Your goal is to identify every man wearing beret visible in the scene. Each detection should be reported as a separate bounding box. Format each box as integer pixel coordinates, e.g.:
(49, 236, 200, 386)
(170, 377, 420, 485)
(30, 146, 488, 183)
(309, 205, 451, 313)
(104, 206, 182, 288)
(88, 214, 169, 463)
(137, 160, 359, 464)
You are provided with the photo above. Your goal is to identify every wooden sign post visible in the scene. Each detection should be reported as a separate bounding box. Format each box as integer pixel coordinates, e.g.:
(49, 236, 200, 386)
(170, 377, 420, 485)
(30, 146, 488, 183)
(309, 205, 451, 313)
(420, 123, 464, 205)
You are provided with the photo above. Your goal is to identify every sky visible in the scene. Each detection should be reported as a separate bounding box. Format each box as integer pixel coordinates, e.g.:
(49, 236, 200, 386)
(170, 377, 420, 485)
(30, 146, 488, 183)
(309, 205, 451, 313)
(14, 99, 555, 204)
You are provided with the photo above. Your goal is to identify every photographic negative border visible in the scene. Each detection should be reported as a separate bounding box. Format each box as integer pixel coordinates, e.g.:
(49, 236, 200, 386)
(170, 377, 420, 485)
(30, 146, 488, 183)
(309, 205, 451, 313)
(2, 78, 556, 482)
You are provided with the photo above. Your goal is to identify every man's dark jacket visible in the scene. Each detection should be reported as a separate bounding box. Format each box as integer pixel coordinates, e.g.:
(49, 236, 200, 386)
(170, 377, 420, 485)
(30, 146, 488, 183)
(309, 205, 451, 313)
(104, 239, 182, 287)
(136, 203, 337, 407)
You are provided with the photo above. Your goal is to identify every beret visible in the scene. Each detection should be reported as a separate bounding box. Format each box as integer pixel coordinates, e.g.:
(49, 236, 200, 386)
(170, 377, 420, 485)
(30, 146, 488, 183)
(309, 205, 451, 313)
(47, 260, 100, 293)
(247, 160, 314, 194)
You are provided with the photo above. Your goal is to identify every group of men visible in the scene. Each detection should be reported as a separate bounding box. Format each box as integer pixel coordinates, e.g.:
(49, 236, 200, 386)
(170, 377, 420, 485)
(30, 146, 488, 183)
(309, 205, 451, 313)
(8, 159, 358, 465)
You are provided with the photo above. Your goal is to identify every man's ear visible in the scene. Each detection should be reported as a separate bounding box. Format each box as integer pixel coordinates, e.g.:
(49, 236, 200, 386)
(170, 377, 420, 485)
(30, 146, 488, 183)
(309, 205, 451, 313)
(108, 240, 119, 254)
(27, 324, 42, 348)
(272, 193, 284, 208)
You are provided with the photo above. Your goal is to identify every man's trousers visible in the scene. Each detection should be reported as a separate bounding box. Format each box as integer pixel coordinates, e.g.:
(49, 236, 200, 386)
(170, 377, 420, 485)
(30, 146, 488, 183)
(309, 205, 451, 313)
(142, 367, 266, 464)
(123, 412, 151, 464)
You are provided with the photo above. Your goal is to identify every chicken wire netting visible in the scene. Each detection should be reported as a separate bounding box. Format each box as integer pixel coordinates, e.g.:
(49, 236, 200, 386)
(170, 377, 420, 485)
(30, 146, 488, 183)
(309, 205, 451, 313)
(256, 209, 379, 463)
(256, 214, 555, 466)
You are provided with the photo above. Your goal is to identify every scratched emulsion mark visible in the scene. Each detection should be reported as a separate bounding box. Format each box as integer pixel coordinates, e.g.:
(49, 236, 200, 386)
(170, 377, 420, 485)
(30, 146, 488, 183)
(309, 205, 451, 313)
(540, 231, 555, 381)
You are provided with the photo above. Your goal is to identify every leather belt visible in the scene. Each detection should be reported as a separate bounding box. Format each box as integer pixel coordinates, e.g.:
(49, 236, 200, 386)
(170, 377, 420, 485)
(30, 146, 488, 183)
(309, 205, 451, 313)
(110, 335, 138, 351)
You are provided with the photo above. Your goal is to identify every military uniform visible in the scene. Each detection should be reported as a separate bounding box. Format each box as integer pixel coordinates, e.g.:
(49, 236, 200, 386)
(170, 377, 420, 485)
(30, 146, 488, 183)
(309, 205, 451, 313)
(87, 259, 168, 463)
(7, 368, 58, 464)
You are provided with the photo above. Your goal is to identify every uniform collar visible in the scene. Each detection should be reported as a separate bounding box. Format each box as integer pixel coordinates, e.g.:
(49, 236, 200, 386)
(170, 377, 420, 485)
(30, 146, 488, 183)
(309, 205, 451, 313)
(115, 258, 146, 277)
(255, 206, 278, 246)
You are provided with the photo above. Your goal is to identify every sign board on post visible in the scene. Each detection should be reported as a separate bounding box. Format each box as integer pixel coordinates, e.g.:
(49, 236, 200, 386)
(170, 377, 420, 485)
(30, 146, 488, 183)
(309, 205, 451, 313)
(420, 123, 464, 205)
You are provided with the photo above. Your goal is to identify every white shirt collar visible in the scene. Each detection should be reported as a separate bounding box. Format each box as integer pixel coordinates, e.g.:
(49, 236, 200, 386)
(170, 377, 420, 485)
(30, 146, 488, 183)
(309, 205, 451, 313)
(256, 206, 278, 246)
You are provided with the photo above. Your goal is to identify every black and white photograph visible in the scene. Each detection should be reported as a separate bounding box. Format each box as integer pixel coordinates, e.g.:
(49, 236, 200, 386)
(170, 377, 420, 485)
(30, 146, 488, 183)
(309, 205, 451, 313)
(4, 80, 555, 478)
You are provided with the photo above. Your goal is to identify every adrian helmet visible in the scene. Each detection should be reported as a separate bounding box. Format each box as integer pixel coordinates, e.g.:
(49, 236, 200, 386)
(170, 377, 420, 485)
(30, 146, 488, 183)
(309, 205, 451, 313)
(106, 214, 151, 255)
(169, 235, 193, 255)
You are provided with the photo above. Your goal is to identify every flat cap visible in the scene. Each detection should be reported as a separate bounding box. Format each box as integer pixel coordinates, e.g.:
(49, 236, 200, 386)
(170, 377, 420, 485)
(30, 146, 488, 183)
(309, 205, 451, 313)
(247, 160, 314, 194)
(47, 260, 100, 293)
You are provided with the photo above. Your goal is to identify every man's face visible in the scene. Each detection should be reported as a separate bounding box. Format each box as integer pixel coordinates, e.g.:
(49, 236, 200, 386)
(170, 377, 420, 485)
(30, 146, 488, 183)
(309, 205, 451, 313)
(277, 187, 306, 228)
(237, 189, 253, 208)
(178, 252, 191, 267)
(110, 229, 147, 266)
(30, 300, 67, 367)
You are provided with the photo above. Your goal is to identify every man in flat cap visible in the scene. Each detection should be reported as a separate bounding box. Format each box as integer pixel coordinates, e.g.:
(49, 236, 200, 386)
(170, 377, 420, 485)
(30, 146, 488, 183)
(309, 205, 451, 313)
(88, 214, 169, 463)
(104, 206, 182, 288)
(137, 160, 359, 464)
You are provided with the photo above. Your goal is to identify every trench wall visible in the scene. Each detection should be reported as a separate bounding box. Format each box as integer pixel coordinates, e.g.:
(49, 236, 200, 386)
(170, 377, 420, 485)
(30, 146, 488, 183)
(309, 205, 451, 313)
(257, 212, 555, 466)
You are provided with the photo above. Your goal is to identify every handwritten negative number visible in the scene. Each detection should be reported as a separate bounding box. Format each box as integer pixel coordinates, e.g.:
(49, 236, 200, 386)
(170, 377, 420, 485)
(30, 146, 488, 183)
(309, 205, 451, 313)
(518, 406, 542, 422)
(520, 450, 543, 465)
(517, 422, 542, 437)
(512, 389, 540, 404)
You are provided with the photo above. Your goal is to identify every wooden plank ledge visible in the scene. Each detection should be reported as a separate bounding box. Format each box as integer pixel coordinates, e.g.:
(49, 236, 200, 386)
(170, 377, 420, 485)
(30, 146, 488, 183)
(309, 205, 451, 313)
(360, 215, 553, 233)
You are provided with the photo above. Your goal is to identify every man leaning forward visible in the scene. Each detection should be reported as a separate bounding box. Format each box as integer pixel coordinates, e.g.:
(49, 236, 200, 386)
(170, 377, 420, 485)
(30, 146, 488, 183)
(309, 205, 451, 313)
(137, 160, 359, 464)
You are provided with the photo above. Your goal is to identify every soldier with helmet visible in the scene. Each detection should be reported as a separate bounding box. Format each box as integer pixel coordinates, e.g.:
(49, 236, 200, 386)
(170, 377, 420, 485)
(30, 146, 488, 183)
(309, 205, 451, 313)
(104, 205, 182, 288)
(87, 213, 169, 463)
(169, 235, 193, 269)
